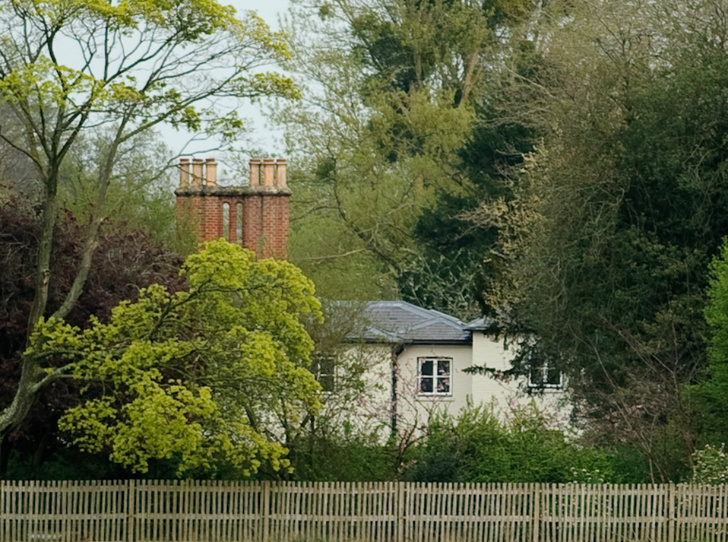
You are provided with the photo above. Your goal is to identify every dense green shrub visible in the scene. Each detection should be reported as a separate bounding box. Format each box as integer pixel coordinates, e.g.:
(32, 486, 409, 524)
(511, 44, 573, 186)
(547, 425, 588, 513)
(404, 403, 615, 483)
(286, 422, 397, 482)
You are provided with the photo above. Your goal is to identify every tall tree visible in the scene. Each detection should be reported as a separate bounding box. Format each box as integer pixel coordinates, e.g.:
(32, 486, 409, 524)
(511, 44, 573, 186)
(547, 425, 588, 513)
(0, 0, 299, 444)
(275, 0, 537, 311)
(484, 0, 728, 479)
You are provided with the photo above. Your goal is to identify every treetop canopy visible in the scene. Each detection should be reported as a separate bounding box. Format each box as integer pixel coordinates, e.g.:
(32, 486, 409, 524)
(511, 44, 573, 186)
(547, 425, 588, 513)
(0, 0, 299, 169)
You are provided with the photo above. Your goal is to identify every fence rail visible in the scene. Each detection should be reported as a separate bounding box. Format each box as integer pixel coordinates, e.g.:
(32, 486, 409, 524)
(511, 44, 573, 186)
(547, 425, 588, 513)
(2, 480, 728, 542)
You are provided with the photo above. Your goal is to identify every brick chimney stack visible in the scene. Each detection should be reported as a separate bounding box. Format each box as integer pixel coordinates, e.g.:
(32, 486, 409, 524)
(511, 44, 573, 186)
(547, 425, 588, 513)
(175, 156, 291, 259)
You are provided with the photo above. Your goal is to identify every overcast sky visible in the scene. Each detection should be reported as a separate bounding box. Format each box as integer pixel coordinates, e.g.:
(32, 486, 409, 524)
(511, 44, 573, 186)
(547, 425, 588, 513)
(229, 0, 290, 154)
(244, 0, 289, 32)
(163, 0, 292, 179)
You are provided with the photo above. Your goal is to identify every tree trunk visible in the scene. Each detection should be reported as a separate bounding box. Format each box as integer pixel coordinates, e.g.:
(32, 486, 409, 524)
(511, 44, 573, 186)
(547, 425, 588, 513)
(0, 355, 40, 446)
(26, 168, 59, 340)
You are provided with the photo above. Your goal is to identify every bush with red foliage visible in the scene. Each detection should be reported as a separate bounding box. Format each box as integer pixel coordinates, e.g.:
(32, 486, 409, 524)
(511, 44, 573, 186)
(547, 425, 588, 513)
(0, 194, 186, 476)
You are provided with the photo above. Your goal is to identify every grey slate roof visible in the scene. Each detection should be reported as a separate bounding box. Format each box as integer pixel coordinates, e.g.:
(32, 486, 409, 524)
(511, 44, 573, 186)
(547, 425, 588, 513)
(463, 316, 499, 333)
(349, 301, 471, 344)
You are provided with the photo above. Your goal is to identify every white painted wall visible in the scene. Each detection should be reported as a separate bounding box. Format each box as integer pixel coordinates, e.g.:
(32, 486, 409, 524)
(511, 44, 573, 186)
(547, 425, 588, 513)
(395, 344, 472, 431)
(321, 333, 570, 439)
(469, 331, 566, 421)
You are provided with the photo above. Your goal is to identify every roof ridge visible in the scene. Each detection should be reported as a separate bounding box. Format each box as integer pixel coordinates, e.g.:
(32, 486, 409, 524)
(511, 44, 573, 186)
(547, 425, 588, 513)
(351, 300, 470, 344)
(372, 300, 462, 323)
(427, 308, 465, 326)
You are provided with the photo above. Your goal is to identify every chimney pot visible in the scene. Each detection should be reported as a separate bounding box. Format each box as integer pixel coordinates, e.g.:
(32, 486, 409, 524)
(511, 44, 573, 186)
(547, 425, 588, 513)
(176, 155, 290, 259)
(205, 158, 217, 186)
(179, 158, 190, 187)
(192, 158, 204, 186)
(249, 158, 261, 187)
(276, 158, 287, 189)
(263, 157, 275, 187)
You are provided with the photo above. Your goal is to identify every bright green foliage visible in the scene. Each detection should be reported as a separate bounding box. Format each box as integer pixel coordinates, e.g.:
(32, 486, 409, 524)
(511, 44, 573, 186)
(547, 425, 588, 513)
(686, 241, 728, 445)
(26, 240, 323, 477)
(705, 241, 728, 373)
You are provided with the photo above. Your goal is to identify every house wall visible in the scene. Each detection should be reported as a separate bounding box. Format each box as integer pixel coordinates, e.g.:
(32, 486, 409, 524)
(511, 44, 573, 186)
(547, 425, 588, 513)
(395, 344, 473, 430)
(469, 331, 569, 424)
(470, 331, 523, 408)
(322, 335, 569, 440)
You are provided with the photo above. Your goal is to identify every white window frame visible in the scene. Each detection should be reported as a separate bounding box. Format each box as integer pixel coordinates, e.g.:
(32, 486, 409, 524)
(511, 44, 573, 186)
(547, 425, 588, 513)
(528, 361, 562, 389)
(313, 355, 337, 393)
(418, 357, 453, 396)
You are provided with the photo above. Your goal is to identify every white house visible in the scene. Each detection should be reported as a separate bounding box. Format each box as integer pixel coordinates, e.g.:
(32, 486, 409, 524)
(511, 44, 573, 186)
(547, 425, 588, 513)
(316, 301, 567, 437)
(170, 161, 567, 435)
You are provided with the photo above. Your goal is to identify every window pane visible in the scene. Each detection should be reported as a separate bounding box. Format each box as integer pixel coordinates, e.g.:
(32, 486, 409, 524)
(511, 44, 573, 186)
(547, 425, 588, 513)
(437, 378, 450, 394)
(319, 374, 335, 392)
(222, 203, 230, 241)
(547, 366, 561, 386)
(236, 203, 243, 244)
(313, 355, 336, 392)
(319, 356, 335, 374)
(530, 366, 544, 386)
(419, 358, 453, 395)
(529, 362, 561, 388)
(420, 377, 433, 393)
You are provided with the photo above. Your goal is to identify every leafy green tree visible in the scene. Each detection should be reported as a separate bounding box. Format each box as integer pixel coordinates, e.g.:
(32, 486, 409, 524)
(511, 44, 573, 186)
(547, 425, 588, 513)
(484, 0, 728, 479)
(276, 0, 537, 309)
(401, 91, 541, 319)
(0, 0, 298, 446)
(686, 240, 728, 446)
(26, 240, 322, 477)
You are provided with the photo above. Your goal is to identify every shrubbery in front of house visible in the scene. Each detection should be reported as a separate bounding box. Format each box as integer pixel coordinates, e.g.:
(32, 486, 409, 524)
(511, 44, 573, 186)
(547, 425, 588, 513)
(691, 444, 728, 485)
(403, 403, 616, 484)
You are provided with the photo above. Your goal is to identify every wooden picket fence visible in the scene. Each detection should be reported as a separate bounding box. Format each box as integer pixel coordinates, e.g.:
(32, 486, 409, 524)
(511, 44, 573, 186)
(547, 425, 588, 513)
(2, 481, 728, 542)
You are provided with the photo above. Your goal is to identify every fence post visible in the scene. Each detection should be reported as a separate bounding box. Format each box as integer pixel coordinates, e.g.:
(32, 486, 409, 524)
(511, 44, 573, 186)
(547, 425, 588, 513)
(262, 481, 270, 542)
(532, 483, 541, 542)
(667, 483, 675, 542)
(396, 482, 405, 542)
(125, 479, 133, 542)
